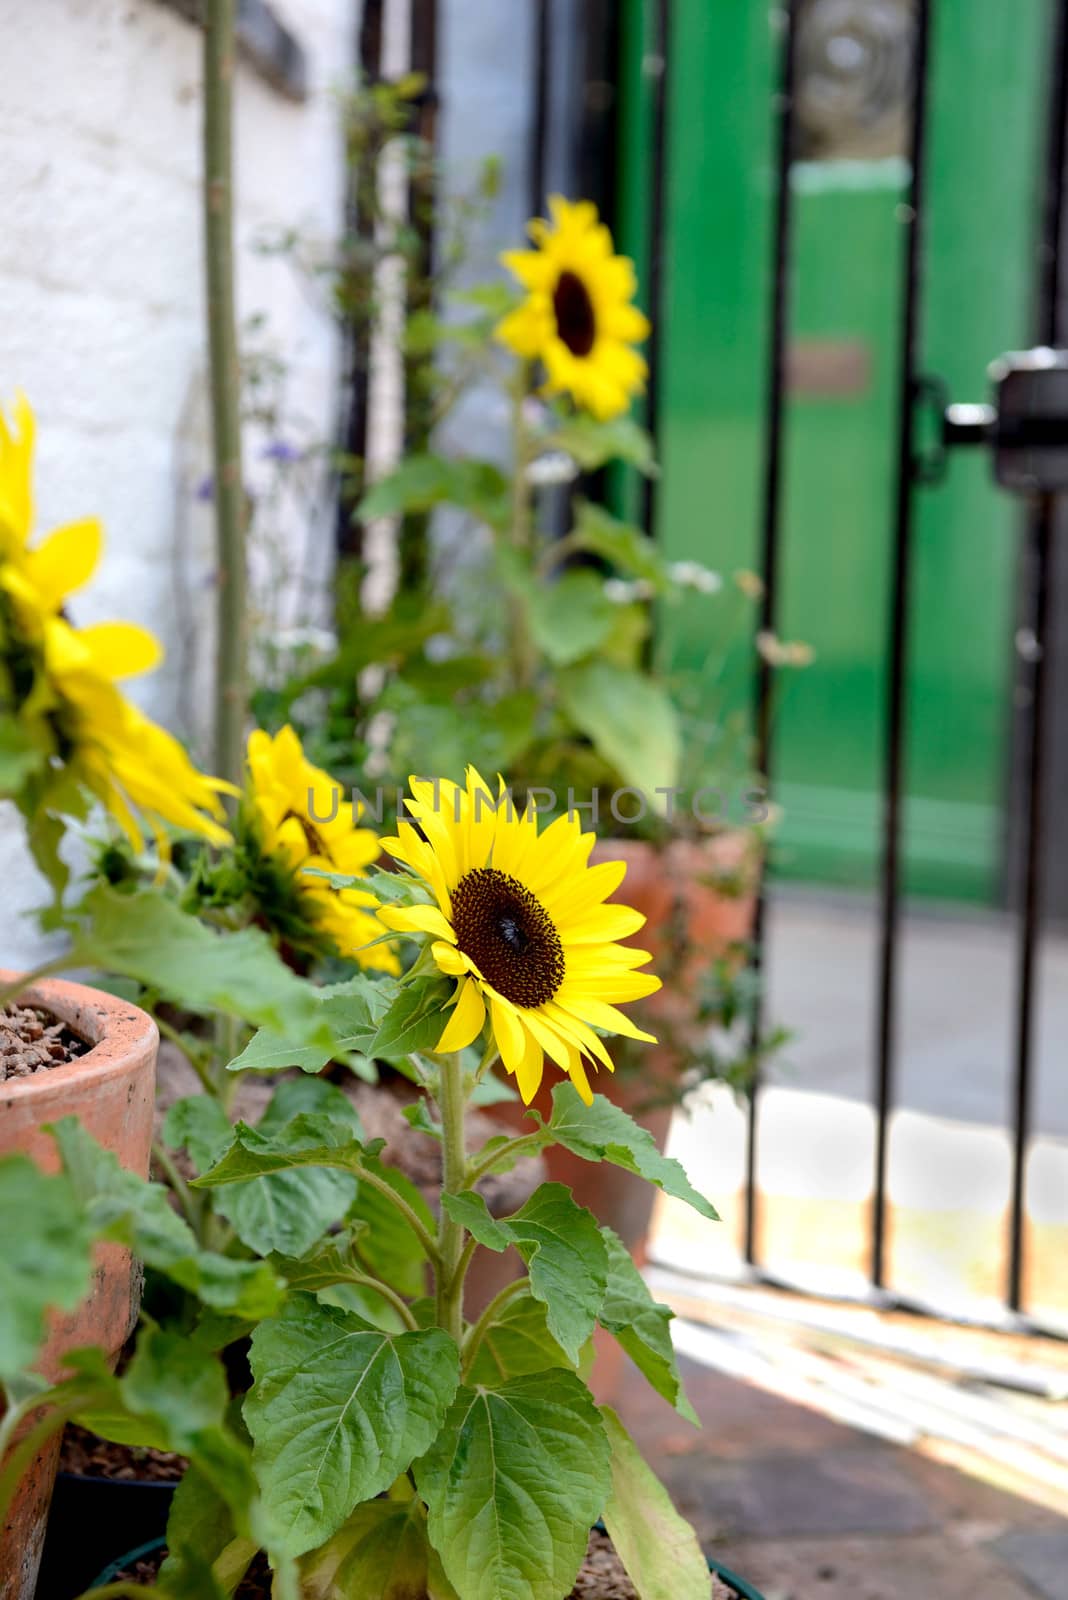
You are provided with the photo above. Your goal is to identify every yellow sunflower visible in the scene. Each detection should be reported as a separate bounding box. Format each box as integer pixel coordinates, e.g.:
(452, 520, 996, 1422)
(497, 197, 650, 421)
(0, 394, 231, 847)
(245, 725, 398, 974)
(378, 768, 661, 1104)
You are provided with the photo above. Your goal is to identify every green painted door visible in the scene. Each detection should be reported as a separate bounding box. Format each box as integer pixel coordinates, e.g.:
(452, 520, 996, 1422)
(617, 0, 1052, 902)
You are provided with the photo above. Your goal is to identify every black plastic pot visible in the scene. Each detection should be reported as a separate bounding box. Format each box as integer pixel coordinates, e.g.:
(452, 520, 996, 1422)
(707, 1553, 767, 1600)
(90, 1534, 166, 1587)
(36, 1473, 175, 1598)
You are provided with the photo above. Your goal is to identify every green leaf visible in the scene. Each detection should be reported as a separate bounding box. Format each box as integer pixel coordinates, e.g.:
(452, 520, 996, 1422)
(442, 1184, 606, 1364)
(227, 976, 391, 1075)
(557, 659, 681, 799)
(0, 1156, 92, 1380)
(598, 1228, 697, 1423)
(244, 1296, 460, 1556)
(416, 1372, 610, 1600)
(0, 713, 46, 797)
(357, 454, 509, 529)
(75, 1324, 229, 1454)
(549, 417, 657, 476)
(600, 1407, 709, 1600)
(466, 1292, 575, 1387)
(75, 887, 330, 1041)
(217, 1087, 364, 1259)
(568, 501, 667, 586)
(547, 1084, 719, 1221)
(370, 975, 456, 1058)
(50, 1118, 284, 1318)
(524, 569, 617, 666)
(301, 1495, 459, 1600)
(163, 1095, 233, 1173)
(348, 1152, 435, 1299)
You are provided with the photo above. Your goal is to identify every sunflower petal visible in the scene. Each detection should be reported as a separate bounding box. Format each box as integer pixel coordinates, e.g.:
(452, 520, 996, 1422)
(436, 977, 486, 1054)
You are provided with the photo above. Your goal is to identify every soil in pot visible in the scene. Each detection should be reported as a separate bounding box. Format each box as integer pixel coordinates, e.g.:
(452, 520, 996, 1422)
(0, 1002, 89, 1078)
(93, 1530, 736, 1597)
(35, 1428, 183, 1600)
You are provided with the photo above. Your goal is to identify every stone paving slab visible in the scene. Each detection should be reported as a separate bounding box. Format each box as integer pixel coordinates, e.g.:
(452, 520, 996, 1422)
(990, 1530, 1068, 1600)
(709, 1532, 1044, 1600)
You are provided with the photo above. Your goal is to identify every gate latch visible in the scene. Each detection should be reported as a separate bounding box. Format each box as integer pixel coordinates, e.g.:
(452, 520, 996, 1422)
(916, 348, 1068, 492)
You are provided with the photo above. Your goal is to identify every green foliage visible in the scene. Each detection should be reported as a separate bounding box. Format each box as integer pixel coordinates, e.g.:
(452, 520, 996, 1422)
(598, 1228, 697, 1423)
(416, 1372, 611, 1600)
(51, 1116, 283, 1319)
(566, 500, 668, 588)
(244, 1296, 459, 1556)
(0, 1157, 92, 1381)
(523, 569, 618, 666)
(547, 416, 657, 476)
(465, 1293, 574, 1387)
(71, 887, 331, 1041)
(600, 1407, 710, 1600)
(443, 1184, 606, 1364)
(558, 658, 682, 802)
(301, 1492, 459, 1600)
(357, 454, 509, 530)
(546, 1083, 720, 1220)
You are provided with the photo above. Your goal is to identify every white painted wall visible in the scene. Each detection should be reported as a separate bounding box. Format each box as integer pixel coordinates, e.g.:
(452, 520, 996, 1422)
(0, 0, 355, 964)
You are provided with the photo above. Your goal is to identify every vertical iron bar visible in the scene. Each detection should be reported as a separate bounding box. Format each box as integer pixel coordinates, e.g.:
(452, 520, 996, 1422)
(640, 0, 670, 539)
(745, 0, 802, 1268)
(529, 0, 551, 220)
(1008, 0, 1068, 1315)
(871, 0, 933, 1291)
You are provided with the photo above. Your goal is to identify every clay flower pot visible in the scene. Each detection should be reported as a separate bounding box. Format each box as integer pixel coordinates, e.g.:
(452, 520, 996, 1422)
(0, 973, 158, 1600)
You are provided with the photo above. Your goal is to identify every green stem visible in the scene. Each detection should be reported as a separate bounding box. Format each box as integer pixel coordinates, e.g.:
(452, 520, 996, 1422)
(344, 1269, 420, 1331)
(151, 1140, 201, 1235)
(204, 0, 248, 790)
(461, 1277, 529, 1379)
(154, 1013, 218, 1099)
(358, 1167, 441, 1268)
(466, 1128, 544, 1187)
(0, 954, 79, 1013)
(435, 1052, 467, 1341)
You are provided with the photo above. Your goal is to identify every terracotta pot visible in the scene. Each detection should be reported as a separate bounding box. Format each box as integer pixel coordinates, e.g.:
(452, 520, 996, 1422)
(490, 832, 760, 1256)
(0, 974, 158, 1600)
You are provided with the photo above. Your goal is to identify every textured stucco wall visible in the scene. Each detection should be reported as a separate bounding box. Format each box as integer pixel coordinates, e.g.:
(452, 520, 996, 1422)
(0, 0, 355, 965)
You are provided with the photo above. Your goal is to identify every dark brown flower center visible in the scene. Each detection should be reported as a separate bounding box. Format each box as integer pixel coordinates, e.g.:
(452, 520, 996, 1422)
(553, 270, 597, 357)
(451, 867, 565, 1008)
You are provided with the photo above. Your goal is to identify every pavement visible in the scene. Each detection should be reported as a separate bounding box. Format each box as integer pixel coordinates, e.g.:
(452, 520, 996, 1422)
(615, 1339, 1068, 1600)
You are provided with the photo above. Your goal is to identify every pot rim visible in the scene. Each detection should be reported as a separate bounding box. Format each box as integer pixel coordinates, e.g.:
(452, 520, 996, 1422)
(0, 969, 159, 1108)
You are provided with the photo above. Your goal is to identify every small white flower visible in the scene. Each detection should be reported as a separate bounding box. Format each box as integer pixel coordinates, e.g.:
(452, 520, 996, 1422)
(603, 577, 654, 604)
(668, 560, 722, 594)
(526, 451, 580, 487)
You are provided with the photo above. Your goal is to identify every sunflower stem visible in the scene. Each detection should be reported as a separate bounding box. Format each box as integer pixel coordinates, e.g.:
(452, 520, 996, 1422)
(435, 1050, 468, 1342)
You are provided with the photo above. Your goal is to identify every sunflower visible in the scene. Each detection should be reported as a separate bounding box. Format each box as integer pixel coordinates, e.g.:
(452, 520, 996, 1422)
(378, 768, 661, 1104)
(0, 394, 231, 847)
(497, 197, 650, 422)
(243, 725, 398, 973)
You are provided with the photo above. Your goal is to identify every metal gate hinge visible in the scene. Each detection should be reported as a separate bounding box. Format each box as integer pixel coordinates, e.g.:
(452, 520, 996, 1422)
(914, 348, 1068, 493)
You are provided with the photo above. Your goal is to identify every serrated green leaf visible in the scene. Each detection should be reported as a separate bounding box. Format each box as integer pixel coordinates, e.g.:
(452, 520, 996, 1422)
(75, 887, 329, 1040)
(369, 975, 456, 1057)
(416, 1372, 610, 1600)
(558, 659, 680, 799)
(350, 1152, 436, 1299)
(301, 1495, 459, 1600)
(598, 1228, 697, 1423)
(0, 1156, 92, 1380)
(245, 1296, 460, 1556)
(75, 1324, 229, 1454)
(164, 1095, 233, 1172)
(442, 1184, 606, 1363)
(357, 454, 509, 529)
(549, 417, 657, 476)
(227, 976, 394, 1075)
(547, 1084, 718, 1220)
(50, 1118, 283, 1318)
(600, 1407, 709, 1600)
(524, 569, 617, 666)
(466, 1292, 575, 1387)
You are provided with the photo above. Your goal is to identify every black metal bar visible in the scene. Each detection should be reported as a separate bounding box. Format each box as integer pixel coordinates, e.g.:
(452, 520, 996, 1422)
(1007, 0, 1068, 1315)
(529, 0, 551, 220)
(744, 0, 802, 1269)
(640, 0, 670, 540)
(870, 0, 933, 1292)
